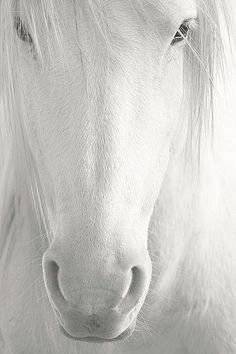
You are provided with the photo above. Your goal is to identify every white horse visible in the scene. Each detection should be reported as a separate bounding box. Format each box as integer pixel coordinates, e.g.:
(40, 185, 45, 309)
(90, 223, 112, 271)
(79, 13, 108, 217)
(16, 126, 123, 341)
(0, 0, 236, 353)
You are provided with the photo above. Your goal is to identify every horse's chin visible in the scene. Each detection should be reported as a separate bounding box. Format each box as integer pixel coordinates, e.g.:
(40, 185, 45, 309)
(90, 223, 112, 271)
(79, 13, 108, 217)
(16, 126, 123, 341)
(59, 318, 137, 343)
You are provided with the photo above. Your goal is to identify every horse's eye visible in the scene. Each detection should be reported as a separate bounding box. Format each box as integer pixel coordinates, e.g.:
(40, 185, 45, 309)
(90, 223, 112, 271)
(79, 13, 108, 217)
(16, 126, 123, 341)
(14, 17, 33, 45)
(171, 20, 191, 46)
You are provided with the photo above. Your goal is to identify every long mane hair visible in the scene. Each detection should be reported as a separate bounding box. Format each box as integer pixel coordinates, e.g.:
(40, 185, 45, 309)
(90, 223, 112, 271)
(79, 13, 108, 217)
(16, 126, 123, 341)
(0, 0, 233, 297)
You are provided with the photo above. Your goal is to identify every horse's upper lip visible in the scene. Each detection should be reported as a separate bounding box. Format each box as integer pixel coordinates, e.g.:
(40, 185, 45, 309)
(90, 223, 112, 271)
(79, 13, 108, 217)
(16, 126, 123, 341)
(59, 318, 137, 343)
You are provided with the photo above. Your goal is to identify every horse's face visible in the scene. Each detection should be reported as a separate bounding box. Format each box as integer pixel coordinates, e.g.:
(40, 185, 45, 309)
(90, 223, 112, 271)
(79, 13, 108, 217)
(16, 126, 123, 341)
(19, 0, 197, 342)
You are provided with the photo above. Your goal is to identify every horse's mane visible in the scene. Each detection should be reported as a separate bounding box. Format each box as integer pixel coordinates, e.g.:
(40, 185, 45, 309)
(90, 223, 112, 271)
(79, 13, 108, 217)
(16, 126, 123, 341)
(0, 0, 233, 255)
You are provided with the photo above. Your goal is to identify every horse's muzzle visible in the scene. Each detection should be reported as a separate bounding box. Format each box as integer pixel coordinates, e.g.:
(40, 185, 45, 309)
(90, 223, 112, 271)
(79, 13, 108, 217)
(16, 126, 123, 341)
(42, 243, 151, 341)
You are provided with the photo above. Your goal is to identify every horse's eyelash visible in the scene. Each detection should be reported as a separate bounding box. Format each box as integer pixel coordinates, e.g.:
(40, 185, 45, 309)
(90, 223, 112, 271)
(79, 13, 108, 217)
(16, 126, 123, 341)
(187, 18, 199, 31)
(180, 18, 199, 36)
(171, 18, 198, 46)
(14, 17, 33, 45)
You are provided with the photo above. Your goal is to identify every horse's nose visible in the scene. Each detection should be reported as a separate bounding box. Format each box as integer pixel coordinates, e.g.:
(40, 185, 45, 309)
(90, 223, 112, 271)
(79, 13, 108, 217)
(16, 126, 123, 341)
(42, 246, 151, 340)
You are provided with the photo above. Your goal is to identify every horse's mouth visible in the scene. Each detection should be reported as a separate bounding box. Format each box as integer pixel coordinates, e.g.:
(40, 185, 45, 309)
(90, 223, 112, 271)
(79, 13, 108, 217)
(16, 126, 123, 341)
(59, 319, 137, 343)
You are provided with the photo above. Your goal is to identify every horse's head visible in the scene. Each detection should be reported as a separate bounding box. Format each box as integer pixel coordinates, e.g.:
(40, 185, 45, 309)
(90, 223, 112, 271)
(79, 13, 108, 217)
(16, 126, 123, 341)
(16, 0, 197, 342)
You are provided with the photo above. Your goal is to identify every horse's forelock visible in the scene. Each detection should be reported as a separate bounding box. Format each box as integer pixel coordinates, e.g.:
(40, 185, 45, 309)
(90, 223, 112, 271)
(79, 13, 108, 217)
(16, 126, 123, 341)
(182, 0, 233, 159)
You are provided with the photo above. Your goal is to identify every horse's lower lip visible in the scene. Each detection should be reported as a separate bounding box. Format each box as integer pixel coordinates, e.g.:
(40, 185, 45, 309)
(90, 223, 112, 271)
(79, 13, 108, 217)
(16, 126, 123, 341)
(59, 319, 137, 343)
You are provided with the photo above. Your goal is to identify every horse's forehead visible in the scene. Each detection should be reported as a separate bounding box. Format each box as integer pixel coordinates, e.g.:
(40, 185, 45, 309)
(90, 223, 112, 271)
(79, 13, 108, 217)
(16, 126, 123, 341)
(60, 0, 197, 14)
(18, 0, 197, 24)
(61, 0, 198, 32)
(69, 0, 198, 32)
(162, 0, 198, 19)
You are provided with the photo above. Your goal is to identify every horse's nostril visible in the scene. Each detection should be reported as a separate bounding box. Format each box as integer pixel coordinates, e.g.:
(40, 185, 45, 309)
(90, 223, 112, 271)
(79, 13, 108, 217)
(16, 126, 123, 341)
(116, 265, 149, 313)
(43, 257, 67, 311)
(129, 266, 146, 299)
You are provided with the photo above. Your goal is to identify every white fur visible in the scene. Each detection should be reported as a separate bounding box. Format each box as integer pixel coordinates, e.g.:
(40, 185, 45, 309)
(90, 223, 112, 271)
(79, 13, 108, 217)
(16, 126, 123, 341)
(0, 0, 236, 353)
